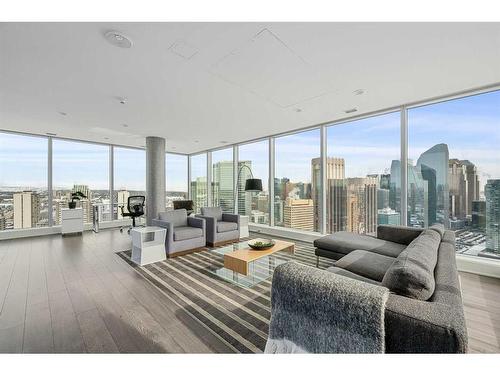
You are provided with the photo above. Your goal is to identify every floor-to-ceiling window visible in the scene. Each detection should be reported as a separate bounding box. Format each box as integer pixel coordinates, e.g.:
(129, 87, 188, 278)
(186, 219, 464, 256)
(166, 153, 188, 209)
(53, 139, 110, 224)
(190, 153, 207, 213)
(326, 112, 401, 235)
(408, 89, 500, 259)
(0, 132, 48, 230)
(114, 147, 146, 220)
(237, 140, 269, 224)
(211, 148, 234, 213)
(275, 129, 320, 232)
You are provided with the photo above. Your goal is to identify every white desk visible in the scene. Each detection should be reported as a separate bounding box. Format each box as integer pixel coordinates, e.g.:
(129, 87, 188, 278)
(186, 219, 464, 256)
(131, 226, 167, 266)
(61, 208, 84, 235)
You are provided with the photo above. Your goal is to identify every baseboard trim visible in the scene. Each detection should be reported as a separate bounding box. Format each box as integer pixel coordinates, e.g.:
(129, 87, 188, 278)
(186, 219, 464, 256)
(456, 255, 500, 279)
(0, 219, 132, 240)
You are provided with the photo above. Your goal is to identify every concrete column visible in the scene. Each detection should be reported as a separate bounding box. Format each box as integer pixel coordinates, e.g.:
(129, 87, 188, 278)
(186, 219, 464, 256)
(146, 136, 166, 225)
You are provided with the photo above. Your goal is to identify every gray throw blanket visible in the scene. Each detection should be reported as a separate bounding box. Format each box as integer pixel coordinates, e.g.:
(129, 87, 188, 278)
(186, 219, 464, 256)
(265, 262, 390, 353)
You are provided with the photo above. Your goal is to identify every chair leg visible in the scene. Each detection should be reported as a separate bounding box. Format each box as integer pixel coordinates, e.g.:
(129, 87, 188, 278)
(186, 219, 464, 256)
(316, 256, 320, 268)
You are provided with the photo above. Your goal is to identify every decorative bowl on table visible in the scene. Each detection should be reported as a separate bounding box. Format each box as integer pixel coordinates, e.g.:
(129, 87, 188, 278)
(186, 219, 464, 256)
(247, 238, 275, 250)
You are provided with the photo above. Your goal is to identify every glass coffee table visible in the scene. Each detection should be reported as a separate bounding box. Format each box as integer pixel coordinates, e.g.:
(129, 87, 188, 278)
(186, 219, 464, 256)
(208, 238, 295, 287)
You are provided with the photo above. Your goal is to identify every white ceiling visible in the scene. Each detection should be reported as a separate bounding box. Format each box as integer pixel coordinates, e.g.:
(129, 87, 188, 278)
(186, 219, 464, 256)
(1, 22, 500, 153)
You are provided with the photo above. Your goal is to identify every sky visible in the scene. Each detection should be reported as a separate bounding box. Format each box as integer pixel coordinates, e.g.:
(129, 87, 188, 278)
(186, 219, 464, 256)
(0, 135, 187, 192)
(1, 90, 499, 192)
(409, 90, 500, 191)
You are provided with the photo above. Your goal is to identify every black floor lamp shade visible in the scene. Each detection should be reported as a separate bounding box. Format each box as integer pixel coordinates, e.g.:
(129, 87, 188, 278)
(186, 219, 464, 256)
(245, 178, 263, 192)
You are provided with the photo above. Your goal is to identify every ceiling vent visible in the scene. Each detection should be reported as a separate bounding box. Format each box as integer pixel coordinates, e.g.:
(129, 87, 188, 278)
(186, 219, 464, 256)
(169, 41, 198, 59)
(344, 108, 358, 114)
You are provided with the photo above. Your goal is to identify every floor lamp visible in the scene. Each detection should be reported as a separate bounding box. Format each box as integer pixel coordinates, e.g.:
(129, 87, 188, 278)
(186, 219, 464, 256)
(235, 164, 262, 215)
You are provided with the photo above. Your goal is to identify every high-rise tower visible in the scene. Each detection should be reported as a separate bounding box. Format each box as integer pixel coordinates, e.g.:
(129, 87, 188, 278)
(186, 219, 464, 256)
(13, 191, 40, 229)
(312, 157, 345, 232)
(283, 198, 314, 231)
(485, 179, 500, 253)
(416, 143, 449, 228)
(212, 160, 234, 212)
(449, 159, 468, 220)
(461, 160, 480, 216)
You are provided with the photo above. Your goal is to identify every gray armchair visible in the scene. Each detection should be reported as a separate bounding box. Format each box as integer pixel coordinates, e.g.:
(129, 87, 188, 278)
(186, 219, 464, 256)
(152, 209, 206, 258)
(196, 207, 240, 246)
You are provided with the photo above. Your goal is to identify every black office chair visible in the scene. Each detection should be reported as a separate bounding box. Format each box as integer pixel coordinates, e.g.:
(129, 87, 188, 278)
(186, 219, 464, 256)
(119, 195, 145, 234)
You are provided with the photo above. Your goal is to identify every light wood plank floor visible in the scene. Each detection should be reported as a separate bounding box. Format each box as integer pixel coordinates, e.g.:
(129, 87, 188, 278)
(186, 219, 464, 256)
(0, 228, 499, 353)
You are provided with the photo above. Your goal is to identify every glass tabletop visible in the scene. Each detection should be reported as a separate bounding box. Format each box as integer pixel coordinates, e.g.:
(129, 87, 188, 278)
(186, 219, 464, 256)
(207, 239, 293, 288)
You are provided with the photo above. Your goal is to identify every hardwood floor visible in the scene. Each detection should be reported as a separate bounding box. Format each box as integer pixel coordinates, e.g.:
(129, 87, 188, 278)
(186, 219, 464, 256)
(0, 228, 499, 353)
(0, 229, 223, 353)
(460, 272, 500, 353)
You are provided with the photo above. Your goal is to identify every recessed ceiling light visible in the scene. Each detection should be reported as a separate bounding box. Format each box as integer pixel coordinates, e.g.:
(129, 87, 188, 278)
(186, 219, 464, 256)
(58, 111, 67, 116)
(353, 89, 365, 96)
(104, 137, 110, 140)
(104, 30, 133, 48)
(295, 108, 302, 113)
(194, 140, 199, 143)
(220, 141, 228, 144)
(344, 108, 358, 114)
(116, 97, 127, 105)
(122, 124, 129, 128)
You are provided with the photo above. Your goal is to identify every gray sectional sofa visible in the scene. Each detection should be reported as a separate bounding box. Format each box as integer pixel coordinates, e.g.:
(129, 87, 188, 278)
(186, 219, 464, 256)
(267, 224, 468, 353)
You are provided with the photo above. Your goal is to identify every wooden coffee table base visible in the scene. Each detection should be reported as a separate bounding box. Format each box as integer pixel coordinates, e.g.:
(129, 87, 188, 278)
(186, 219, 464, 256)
(223, 239, 295, 276)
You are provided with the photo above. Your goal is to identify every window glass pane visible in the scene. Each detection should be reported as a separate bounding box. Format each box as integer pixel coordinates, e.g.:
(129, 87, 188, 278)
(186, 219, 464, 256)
(166, 153, 188, 208)
(275, 129, 320, 232)
(190, 153, 207, 213)
(326, 112, 401, 235)
(0, 132, 48, 230)
(212, 148, 234, 213)
(114, 147, 146, 220)
(53, 139, 110, 224)
(238, 140, 269, 224)
(408, 90, 500, 258)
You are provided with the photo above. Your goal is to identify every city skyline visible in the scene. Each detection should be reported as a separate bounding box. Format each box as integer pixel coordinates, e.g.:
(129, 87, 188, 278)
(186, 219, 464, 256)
(2, 90, 499, 257)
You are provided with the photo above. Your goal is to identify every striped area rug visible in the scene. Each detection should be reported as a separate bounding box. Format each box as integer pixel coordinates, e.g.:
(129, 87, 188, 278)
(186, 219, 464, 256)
(117, 236, 334, 353)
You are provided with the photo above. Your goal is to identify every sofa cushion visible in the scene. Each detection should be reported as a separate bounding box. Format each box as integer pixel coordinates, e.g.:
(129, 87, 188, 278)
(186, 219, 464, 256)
(429, 223, 445, 239)
(314, 231, 406, 258)
(160, 209, 188, 227)
(334, 250, 396, 282)
(157, 209, 174, 220)
(217, 221, 238, 233)
(325, 266, 381, 286)
(376, 225, 424, 246)
(382, 229, 441, 301)
(201, 207, 223, 221)
(173, 226, 203, 241)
